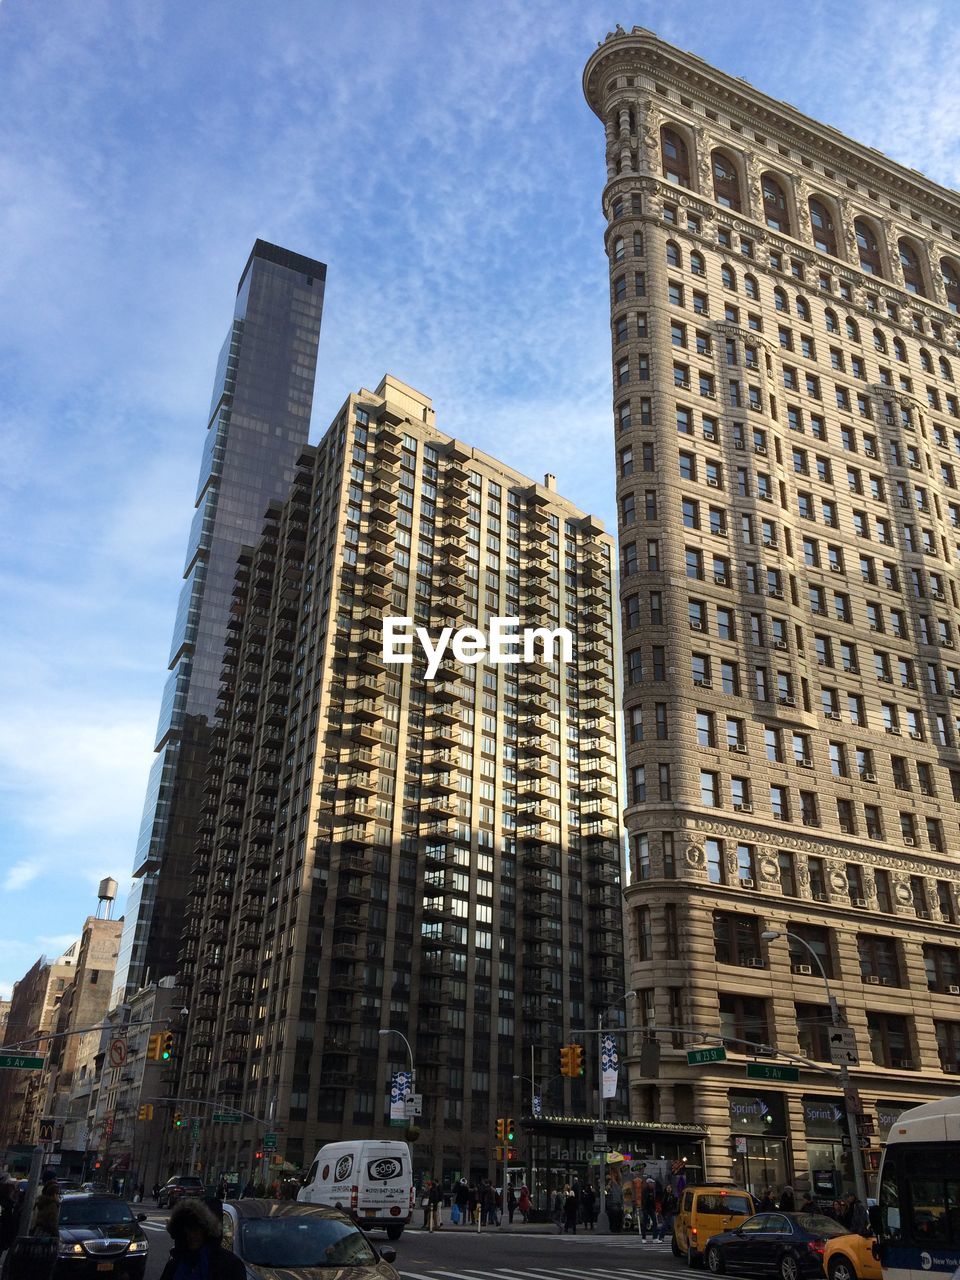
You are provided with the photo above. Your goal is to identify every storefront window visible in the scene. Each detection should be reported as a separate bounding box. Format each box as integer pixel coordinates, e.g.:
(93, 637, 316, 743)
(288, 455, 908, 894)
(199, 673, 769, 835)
(729, 1091, 789, 1198)
(803, 1094, 853, 1199)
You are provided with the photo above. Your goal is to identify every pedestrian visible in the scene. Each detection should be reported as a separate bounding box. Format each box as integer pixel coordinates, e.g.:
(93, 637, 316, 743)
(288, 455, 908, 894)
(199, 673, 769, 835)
(641, 1177, 657, 1240)
(153, 1183, 160, 1201)
(580, 1182, 596, 1230)
(553, 1188, 565, 1232)
(1, 1177, 19, 1263)
(844, 1192, 870, 1235)
(429, 1178, 443, 1231)
(800, 1192, 815, 1213)
(606, 1176, 624, 1233)
(30, 1180, 62, 1236)
(518, 1183, 531, 1223)
(159, 1198, 246, 1279)
(563, 1184, 578, 1234)
(758, 1187, 776, 1212)
(467, 1182, 480, 1230)
(778, 1185, 796, 1212)
(507, 1184, 517, 1224)
(660, 1182, 679, 1243)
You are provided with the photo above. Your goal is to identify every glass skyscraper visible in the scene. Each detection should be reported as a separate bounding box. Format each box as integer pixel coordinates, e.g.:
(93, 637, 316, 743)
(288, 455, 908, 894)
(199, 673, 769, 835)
(113, 241, 326, 1003)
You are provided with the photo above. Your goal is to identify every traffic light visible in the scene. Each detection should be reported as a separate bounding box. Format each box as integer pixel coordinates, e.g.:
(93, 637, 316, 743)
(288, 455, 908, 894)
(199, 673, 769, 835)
(505, 1118, 515, 1142)
(173, 1111, 183, 1129)
(495, 1117, 505, 1141)
(146, 1034, 163, 1061)
(570, 1045, 584, 1076)
(161, 1031, 175, 1061)
(254, 1150, 263, 1161)
(137, 1104, 154, 1122)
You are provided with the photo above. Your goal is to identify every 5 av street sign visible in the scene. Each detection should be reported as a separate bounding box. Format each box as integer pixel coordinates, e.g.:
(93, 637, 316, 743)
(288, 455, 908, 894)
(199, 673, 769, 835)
(747, 1062, 800, 1082)
(0, 1054, 44, 1071)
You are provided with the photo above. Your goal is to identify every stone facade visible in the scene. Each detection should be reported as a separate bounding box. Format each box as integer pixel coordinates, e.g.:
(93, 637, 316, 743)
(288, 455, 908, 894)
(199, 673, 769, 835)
(585, 28, 960, 1197)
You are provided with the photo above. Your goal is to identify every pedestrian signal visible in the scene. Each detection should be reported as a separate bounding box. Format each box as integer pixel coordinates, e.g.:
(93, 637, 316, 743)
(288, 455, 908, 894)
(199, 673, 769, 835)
(495, 1117, 505, 1141)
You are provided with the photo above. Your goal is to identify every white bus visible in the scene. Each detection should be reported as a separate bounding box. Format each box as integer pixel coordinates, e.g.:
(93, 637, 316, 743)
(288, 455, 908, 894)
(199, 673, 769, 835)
(874, 1096, 960, 1280)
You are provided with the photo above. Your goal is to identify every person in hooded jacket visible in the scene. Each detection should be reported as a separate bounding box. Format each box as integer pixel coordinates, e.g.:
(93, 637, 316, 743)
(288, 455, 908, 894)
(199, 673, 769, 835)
(159, 1198, 246, 1280)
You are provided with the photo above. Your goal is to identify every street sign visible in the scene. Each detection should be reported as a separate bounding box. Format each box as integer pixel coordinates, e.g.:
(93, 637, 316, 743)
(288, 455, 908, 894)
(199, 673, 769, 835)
(593, 1143, 611, 1153)
(843, 1085, 863, 1115)
(0, 1054, 44, 1070)
(687, 1046, 726, 1065)
(829, 1026, 860, 1067)
(109, 1039, 127, 1068)
(593, 1125, 608, 1145)
(263, 1132, 278, 1151)
(191, 1119, 200, 1139)
(746, 1062, 800, 1082)
(403, 1094, 423, 1118)
(213, 1113, 242, 1124)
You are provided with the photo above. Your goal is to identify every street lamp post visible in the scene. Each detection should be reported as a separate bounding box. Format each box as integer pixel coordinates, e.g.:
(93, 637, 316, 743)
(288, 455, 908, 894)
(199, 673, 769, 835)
(513, 1065, 539, 1209)
(596, 990, 637, 1233)
(378, 1029, 417, 1128)
(761, 930, 868, 1205)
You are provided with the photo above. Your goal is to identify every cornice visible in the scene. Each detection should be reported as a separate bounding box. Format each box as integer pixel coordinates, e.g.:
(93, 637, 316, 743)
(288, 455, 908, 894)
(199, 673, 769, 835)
(584, 28, 960, 229)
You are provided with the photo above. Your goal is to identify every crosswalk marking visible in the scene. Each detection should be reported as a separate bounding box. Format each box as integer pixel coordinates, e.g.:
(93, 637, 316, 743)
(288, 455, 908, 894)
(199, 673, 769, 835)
(400, 1271, 678, 1280)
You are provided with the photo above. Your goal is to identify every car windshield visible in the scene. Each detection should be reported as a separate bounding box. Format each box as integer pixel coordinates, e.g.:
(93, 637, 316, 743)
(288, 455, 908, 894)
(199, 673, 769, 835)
(240, 1218, 377, 1267)
(796, 1214, 847, 1237)
(173, 1178, 203, 1188)
(60, 1199, 135, 1227)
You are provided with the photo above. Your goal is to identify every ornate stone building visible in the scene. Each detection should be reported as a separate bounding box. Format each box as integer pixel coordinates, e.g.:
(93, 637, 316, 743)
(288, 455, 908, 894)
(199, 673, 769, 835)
(585, 28, 960, 1196)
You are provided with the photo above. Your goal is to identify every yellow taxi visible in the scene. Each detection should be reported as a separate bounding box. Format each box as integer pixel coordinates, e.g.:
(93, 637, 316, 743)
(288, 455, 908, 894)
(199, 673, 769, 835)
(821, 1232, 881, 1280)
(672, 1184, 756, 1265)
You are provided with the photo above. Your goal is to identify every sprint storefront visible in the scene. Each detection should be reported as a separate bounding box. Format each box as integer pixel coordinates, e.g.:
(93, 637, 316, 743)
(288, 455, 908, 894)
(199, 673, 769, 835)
(728, 1090, 789, 1197)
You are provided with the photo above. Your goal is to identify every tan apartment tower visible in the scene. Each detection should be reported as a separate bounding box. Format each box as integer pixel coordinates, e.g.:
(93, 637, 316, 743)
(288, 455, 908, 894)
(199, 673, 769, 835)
(584, 28, 960, 1196)
(174, 375, 625, 1190)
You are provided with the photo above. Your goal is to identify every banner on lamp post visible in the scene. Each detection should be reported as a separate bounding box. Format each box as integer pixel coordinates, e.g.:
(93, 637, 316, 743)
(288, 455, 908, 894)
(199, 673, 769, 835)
(389, 1071, 413, 1126)
(601, 1034, 619, 1100)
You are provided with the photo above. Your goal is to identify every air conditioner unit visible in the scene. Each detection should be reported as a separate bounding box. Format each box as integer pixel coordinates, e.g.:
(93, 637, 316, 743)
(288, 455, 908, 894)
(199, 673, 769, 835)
(826, 712, 841, 721)
(948, 985, 960, 995)
(754, 444, 768, 455)
(779, 695, 796, 706)
(733, 802, 753, 813)
(734, 440, 745, 450)
(865, 975, 882, 984)
(909, 731, 923, 740)
(707, 477, 720, 487)
(793, 964, 813, 976)
(740, 878, 755, 889)
(693, 677, 713, 688)
(728, 743, 747, 754)
(869, 623, 880, 632)
(916, 910, 930, 919)
(863, 772, 877, 782)
(768, 588, 784, 599)
(878, 675, 893, 683)
(744, 957, 765, 968)
(899, 499, 910, 509)
(840, 823, 853, 833)
(763, 538, 776, 549)
(944, 640, 956, 649)
(817, 657, 827, 666)
(812, 892, 829, 902)
(902, 678, 916, 689)
(714, 573, 728, 585)
(932, 590, 945, 600)
(853, 897, 869, 908)
(798, 757, 813, 768)
(760, 492, 773, 501)
(830, 563, 843, 573)
(886, 727, 902, 736)
(774, 638, 787, 650)
(690, 620, 704, 631)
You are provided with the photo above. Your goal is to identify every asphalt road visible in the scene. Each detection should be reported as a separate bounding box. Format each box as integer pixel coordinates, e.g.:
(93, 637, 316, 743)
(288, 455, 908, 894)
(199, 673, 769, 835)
(140, 1208, 687, 1279)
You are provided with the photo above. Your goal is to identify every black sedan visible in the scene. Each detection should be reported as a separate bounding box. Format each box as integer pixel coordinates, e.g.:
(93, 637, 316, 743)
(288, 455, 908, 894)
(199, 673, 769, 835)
(221, 1200, 400, 1278)
(55, 1193, 149, 1278)
(704, 1211, 848, 1280)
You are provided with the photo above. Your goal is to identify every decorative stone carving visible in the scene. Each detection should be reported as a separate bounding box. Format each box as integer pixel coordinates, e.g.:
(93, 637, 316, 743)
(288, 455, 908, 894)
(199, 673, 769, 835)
(686, 843, 705, 867)
(695, 127, 713, 194)
(828, 867, 848, 895)
(758, 855, 779, 883)
(893, 876, 913, 905)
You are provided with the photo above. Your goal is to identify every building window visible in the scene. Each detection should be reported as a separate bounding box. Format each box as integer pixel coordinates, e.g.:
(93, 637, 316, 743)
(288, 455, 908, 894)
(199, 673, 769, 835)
(719, 994, 768, 1047)
(923, 944, 960, 994)
(809, 197, 838, 256)
(762, 173, 791, 233)
(714, 912, 762, 967)
(787, 923, 833, 978)
(934, 1021, 960, 1073)
(867, 1012, 914, 1069)
(661, 126, 692, 187)
(857, 934, 901, 986)
(796, 1003, 833, 1061)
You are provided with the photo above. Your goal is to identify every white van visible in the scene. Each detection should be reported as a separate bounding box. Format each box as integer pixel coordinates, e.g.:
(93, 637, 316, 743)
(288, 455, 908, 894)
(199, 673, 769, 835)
(298, 1140, 414, 1239)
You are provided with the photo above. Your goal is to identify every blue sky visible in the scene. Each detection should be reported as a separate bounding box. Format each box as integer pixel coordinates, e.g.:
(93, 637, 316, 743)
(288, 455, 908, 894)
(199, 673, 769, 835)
(2, 0, 960, 999)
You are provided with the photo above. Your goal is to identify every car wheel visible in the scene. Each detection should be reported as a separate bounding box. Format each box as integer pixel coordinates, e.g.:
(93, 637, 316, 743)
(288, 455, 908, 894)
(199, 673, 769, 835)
(688, 1246, 703, 1269)
(829, 1257, 858, 1280)
(672, 1234, 683, 1258)
(386, 1224, 403, 1240)
(780, 1252, 801, 1280)
(707, 1245, 726, 1274)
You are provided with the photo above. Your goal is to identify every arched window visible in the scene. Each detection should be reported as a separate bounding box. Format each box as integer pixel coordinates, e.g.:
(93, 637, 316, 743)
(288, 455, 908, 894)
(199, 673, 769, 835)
(942, 258, 960, 313)
(661, 126, 692, 187)
(940, 356, 954, 382)
(824, 308, 839, 334)
(855, 218, 884, 276)
(845, 317, 860, 342)
(762, 173, 791, 234)
(893, 337, 907, 362)
(690, 251, 706, 278)
(919, 349, 933, 373)
(712, 149, 742, 210)
(744, 274, 759, 300)
(721, 264, 737, 291)
(899, 238, 927, 295)
(809, 197, 838, 256)
(774, 287, 788, 313)
(873, 329, 887, 354)
(666, 241, 682, 268)
(796, 295, 810, 321)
